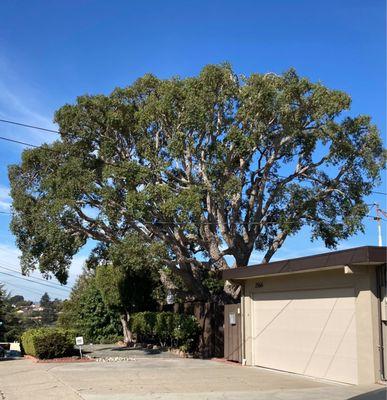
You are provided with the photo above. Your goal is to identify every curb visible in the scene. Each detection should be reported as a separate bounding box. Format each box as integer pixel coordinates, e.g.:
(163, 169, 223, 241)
(24, 355, 96, 363)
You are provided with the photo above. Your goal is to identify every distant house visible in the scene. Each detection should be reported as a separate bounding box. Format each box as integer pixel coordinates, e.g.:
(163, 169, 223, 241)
(31, 304, 44, 312)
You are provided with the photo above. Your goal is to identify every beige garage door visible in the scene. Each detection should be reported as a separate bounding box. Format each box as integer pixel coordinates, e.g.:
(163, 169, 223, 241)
(252, 288, 357, 384)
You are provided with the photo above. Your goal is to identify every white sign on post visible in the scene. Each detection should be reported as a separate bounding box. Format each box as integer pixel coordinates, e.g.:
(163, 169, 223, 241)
(76, 336, 84, 346)
(76, 336, 84, 358)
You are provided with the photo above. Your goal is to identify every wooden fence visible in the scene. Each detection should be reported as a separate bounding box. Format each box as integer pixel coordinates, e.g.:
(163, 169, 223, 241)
(224, 303, 242, 362)
(163, 301, 224, 358)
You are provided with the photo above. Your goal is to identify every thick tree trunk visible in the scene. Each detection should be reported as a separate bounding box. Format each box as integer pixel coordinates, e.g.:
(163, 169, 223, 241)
(176, 261, 210, 301)
(120, 312, 132, 346)
(223, 281, 241, 301)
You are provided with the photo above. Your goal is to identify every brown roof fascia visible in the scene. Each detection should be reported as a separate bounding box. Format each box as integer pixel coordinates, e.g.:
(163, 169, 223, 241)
(222, 246, 387, 281)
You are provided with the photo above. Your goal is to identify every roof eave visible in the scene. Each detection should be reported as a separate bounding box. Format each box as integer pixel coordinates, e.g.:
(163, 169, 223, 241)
(222, 246, 387, 281)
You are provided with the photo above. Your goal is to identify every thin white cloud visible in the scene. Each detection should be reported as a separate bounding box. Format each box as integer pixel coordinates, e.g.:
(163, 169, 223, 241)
(0, 243, 86, 301)
(0, 243, 20, 264)
(0, 56, 57, 145)
(0, 83, 54, 129)
(0, 185, 11, 211)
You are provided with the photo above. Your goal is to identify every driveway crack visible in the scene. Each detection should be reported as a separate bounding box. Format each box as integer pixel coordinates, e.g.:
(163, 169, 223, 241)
(45, 368, 86, 400)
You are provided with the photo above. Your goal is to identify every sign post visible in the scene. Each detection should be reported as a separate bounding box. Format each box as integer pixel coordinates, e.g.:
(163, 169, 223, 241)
(76, 336, 84, 358)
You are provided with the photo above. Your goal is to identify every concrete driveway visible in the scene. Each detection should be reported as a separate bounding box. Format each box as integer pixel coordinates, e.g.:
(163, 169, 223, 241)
(0, 357, 385, 400)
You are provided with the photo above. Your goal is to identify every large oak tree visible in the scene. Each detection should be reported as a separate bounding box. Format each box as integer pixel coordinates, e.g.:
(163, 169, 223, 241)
(9, 65, 385, 300)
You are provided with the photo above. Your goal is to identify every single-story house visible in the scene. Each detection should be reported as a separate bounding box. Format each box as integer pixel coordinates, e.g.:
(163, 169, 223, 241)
(223, 246, 387, 385)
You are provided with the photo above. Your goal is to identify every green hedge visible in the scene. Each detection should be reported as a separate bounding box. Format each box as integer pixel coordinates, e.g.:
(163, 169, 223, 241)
(130, 312, 200, 351)
(21, 328, 75, 359)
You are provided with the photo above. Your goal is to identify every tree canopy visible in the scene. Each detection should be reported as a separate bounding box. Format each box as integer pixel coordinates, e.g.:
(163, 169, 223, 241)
(9, 64, 385, 300)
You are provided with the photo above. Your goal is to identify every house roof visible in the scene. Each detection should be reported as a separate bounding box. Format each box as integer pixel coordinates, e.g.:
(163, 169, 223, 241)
(222, 246, 387, 281)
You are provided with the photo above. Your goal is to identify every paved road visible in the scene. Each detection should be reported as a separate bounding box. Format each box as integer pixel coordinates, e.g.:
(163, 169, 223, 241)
(0, 358, 385, 400)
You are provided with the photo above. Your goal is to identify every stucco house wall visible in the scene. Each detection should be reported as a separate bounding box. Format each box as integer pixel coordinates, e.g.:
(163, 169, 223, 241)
(239, 266, 382, 384)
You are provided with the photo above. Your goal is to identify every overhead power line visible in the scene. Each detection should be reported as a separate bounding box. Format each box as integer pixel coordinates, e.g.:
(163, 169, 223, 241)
(0, 263, 71, 290)
(2, 279, 47, 297)
(0, 270, 71, 293)
(0, 269, 71, 293)
(0, 134, 63, 154)
(0, 135, 41, 148)
(0, 118, 59, 134)
(0, 265, 71, 292)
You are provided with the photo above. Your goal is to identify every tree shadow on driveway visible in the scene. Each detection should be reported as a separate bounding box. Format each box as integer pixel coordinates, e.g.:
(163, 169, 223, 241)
(109, 347, 166, 355)
(348, 388, 386, 400)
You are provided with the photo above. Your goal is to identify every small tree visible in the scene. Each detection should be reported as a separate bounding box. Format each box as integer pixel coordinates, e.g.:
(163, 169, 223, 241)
(40, 293, 57, 325)
(95, 265, 132, 344)
(94, 235, 161, 345)
(58, 273, 121, 343)
(0, 285, 23, 342)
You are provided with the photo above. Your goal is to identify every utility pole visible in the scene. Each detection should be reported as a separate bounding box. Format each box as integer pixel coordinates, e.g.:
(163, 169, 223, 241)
(373, 203, 387, 247)
(377, 204, 382, 247)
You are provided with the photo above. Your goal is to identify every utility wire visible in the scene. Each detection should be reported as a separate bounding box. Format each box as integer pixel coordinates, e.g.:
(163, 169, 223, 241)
(2, 279, 47, 297)
(0, 263, 71, 290)
(0, 271, 71, 293)
(0, 118, 59, 134)
(0, 269, 71, 292)
(0, 135, 41, 148)
(0, 250, 74, 291)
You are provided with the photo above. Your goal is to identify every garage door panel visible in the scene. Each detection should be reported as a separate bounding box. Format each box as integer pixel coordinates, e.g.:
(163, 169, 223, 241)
(253, 299, 292, 334)
(252, 288, 357, 384)
(324, 317, 357, 383)
(306, 297, 356, 357)
(304, 303, 356, 381)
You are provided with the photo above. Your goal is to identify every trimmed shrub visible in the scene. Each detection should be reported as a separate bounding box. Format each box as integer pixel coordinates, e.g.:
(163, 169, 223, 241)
(173, 314, 201, 351)
(130, 311, 157, 342)
(21, 328, 74, 359)
(155, 312, 175, 346)
(130, 311, 200, 351)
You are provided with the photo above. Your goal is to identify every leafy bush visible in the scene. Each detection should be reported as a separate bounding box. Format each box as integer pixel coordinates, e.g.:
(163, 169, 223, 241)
(130, 311, 157, 341)
(21, 328, 74, 359)
(130, 311, 200, 351)
(173, 314, 201, 351)
(155, 312, 175, 346)
(58, 274, 122, 343)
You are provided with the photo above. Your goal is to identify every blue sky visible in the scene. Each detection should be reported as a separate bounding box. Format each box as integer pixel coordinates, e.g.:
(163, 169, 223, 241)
(0, 0, 385, 301)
